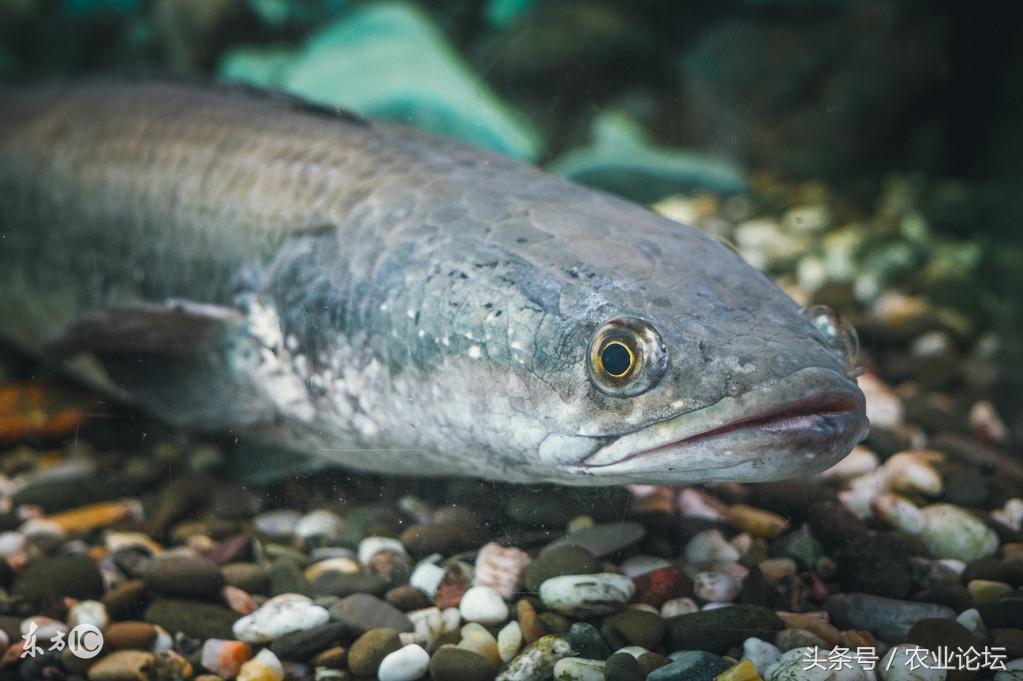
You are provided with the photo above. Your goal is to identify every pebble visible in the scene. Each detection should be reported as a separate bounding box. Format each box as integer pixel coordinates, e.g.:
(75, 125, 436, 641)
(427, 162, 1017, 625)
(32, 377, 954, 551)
(143, 555, 225, 599)
(601, 609, 665, 649)
(13, 554, 105, 603)
(401, 523, 484, 556)
(349, 628, 403, 677)
(661, 597, 699, 618)
(524, 546, 601, 592)
(545, 521, 645, 557)
(68, 600, 109, 629)
(649, 651, 730, 681)
(224, 562, 272, 594)
(270, 622, 354, 661)
(775, 628, 828, 651)
(967, 578, 1013, 603)
(919, 504, 999, 562)
(727, 505, 789, 539)
(474, 543, 530, 599)
(976, 598, 1023, 629)
(105, 621, 158, 650)
(201, 639, 252, 678)
(686, 529, 742, 563)
(435, 560, 474, 608)
(22, 616, 67, 640)
(955, 609, 988, 641)
(517, 598, 546, 644)
(497, 635, 573, 681)
(694, 571, 742, 602)
(294, 510, 344, 540)
(87, 650, 156, 681)
(304, 557, 361, 582)
(410, 561, 447, 596)
(835, 534, 913, 599)
(565, 622, 610, 660)
(825, 593, 956, 643)
(388, 583, 435, 611)
(880, 644, 948, 681)
(766, 646, 872, 681)
(664, 605, 784, 654)
(539, 573, 635, 617)
(717, 659, 763, 681)
(312, 569, 389, 597)
(237, 648, 284, 681)
(144, 599, 239, 640)
(232, 594, 330, 643)
(605, 652, 644, 681)
(252, 510, 301, 539)
(498, 620, 523, 663)
(330, 593, 414, 633)
(633, 566, 692, 607)
(430, 646, 498, 681)
(359, 536, 407, 565)
(460, 622, 502, 667)
(446, 581, 501, 620)
(742, 637, 781, 673)
(907, 619, 980, 681)
(378, 643, 431, 681)
(620, 555, 673, 578)
(995, 659, 1023, 681)
(553, 657, 605, 681)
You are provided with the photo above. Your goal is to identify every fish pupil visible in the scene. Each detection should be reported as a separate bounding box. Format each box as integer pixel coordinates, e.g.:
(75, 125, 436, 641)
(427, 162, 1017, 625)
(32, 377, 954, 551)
(602, 342, 633, 377)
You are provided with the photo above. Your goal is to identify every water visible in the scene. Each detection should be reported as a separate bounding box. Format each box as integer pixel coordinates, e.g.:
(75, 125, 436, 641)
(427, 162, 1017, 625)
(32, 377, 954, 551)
(0, 1, 1021, 679)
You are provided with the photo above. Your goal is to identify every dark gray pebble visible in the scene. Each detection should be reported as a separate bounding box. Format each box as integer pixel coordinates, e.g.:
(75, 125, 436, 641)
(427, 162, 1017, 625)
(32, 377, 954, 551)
(429, 646, 497, 681)
(826, 593, 956, 642)
(270, 621, 356, 661)
(143, 555, 224, 599)
(664, 605, 783, 654)
(13, 555, 105, 604)
(329, 593, 413, 633)
(836, 534, 913, 599)
(144, 598, 238, 640)
(312, 571, 389, 598)
(523, 545, 601, 592)
(976, 598, 1023, 629)
(649, 651, 731, 681)
(268, 557, 310, 596)
(605, 652, 644, 681)
(222, 562, 271, 594)
(565, 622, 610, 660)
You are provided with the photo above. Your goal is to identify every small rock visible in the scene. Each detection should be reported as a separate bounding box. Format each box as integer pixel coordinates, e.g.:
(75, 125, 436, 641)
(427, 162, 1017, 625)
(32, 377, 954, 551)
(517, 598, 546, 644)
(664, 605, 784, 654)
(605, 652, 644, 681)
(401, 523, 483, 556)
(553, 657, 604, 681)
(475, 543, 530, 599)
(727, 505, 788, 539)
(633, 566, 692, 607)
(388, 584, 435, 611)
(545, 522, 645, 558)
(524, 546, 601, 592)
(430, 646, 498, 681)
(920, 505, 999, 562)
(976, 598, 1023, 629)
(330, 593, 414, 633)
(565, 622, 610, 661)
(237, 648, 284, 681)
(460, 586, 509, 625)
(359, 536, 408, 565)
(13, 554, 104, 604)
(295, 510, 344, 541)
(378, 644, 430, 681)
(460, 622, 502, 667)
(648, 651, 730, 681)
(661, 597, 699, 618)
(825, 593, 956, 643)
(105, 621, 158, 650)
(270, 622, 353, 661)
(87, 650, 155, 681)
(232, 594, 330, 643)
(410, 562, 446, 597)
(497, 635, 573, 681)
(144, 599, 238, 640)
(201, 639, 252, 679)
(311, 570, 389, 598)
(880, 644, 948, 681)
(349, 628, 403, 677)
(716, 659, 763, 681)
(68, 600, 109, 629)
(967, 579, 1014, 604)
(539, 573, 635, 618)
(223, 562, 271, 595)
(694, 571, 742, 602)
(601, 609, 665, 650)
(498, 621, 523, 663)
(742, 637, 781, 673)
(836, 534, 913, 599)
(995, 659, 1023, 681)
(252, 510, 301, 539)
(144, 555, 224, 599)
(766, 646, 872, 681)
(686, 530, 741, 563)
(907, 619, 980, 681)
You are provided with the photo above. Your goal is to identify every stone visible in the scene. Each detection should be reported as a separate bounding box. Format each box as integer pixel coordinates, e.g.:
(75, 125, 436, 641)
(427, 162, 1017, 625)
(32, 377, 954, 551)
(252, 510, 301, 539)
(474, 543, 530, 599)
(387, 584, 434, 612)
(429, 646, 498, 681)
(401, 523, 483, 556)
(879, 645, 948, 681)
(634, 567, 693, 607)
(143, 555, 225, 599)
(805, 500, 868, 549)
(564, 622, 610, 661)
(378, 644, 430, 681)
(825, 593, 956, 643)
(145, 599, 238, 640)
(311, 570, 389, 598)
(232, 594, 330, 643)
(295, 509, 344, 541)
(686, 530, 741, 564)
(601, 609, 665, 649)
(836, 534, 914, 599)
(497, 635, 573, 681)
(539, 573, 635, 618)
(223, 562, 271, 595)
(13, 555, 105, 604)
(693, 571, 742, 602)
(410, 562, 446, 597)
(330, 593, 413, 633)
(498, 621, 523, 663)
(919, 505, 999, 562)
(605, 652, 644, 681)
(270, 622, 353, 661)
(648, 651, 731, 681)
(105, 621, 158, 650)
(460, 622, 502, 667)
(907, 619, 980, 681)
(716, 659, 763, 681)
(237, 648, 284, 681)
(742, 637, 781, 673)
(664, 605, 784, 654)
(348, 628, 402, 677)
(976, 599, 1023, 629)
(524, 546, 601, 592)
(87, 650, 155, 681)
(103, 580, 148, 621)
(727, 505, 789, 539)
(765, 646, 872, 681)
(553, 657, 604, 681)
(68, 600, 109, 629)
(460, 586, 509, 625)
(201, 639, 252, 679)
(545, 522, 645, 558)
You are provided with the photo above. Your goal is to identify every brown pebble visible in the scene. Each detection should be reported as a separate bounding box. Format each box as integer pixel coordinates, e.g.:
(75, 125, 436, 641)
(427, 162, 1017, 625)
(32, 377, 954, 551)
(538, 611, 569, 634)
(516, 599, 545, 644)
(992, 628, 1023, 658)
(87, 650, 155, 681)
(310, 646, 348, 669)
(385, 584, 433, 611)
(637, 651, 671, 676)
(105, 621, 158, 650)
(347, 628, 401, 677)
(222, 562, 271, 595)
(103, 579, 149, 620)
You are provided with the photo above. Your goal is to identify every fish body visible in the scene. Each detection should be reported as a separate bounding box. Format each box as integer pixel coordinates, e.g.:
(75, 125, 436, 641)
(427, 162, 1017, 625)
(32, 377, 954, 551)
(0, 79, 868, 484)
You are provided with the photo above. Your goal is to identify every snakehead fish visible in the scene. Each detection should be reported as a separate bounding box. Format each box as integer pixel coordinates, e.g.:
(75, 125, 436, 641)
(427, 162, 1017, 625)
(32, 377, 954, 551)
(0, 79, 868, 484)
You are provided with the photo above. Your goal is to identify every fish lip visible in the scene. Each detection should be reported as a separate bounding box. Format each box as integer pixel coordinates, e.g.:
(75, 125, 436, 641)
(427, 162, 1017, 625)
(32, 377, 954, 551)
(574, 366, 867, 476)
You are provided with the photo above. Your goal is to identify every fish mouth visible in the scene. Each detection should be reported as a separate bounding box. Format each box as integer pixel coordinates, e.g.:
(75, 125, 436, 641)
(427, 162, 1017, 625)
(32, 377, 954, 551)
(572, 367, 869, 483)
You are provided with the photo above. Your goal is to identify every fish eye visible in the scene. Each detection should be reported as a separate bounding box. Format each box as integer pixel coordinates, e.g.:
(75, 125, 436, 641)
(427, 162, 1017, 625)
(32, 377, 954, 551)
(588, 318, 668, 397)
(802, 304, 861, 376)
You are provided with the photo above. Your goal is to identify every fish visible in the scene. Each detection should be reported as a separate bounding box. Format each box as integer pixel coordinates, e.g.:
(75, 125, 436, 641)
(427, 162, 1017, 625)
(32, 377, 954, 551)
(0, 78, 869, 485)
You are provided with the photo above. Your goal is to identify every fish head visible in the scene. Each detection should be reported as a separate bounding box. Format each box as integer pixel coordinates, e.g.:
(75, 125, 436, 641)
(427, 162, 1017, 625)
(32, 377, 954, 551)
(515, 198, 869, 485)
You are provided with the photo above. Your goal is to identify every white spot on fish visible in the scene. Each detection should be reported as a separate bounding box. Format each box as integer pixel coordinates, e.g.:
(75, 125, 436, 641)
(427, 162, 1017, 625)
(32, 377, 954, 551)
(417, 329, 426, 338)
(407, 308, 416, 319)
(468, 345, 481, 359)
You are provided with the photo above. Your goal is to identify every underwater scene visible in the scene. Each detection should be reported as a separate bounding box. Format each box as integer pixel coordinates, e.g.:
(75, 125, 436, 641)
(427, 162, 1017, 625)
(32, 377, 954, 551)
(0, 1, 1022, 681)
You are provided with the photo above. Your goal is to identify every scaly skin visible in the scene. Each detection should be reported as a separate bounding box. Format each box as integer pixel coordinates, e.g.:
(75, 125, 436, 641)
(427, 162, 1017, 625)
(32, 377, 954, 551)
(0, 79, 868, 484)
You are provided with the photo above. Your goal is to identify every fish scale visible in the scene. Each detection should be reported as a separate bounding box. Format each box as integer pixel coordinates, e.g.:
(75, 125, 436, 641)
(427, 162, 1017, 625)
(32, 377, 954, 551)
(0, 78, 868, 484)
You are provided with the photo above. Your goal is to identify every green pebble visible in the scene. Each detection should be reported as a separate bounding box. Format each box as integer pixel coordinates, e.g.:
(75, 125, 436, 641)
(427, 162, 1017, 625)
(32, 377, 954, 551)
(143, 599, 238, 640)
(13, 555, 105, 604)
(524, 546, 601, 592)
(663, 605, 784, 654)
(602, 609, 665, 649)
(605, 652, 644, 681)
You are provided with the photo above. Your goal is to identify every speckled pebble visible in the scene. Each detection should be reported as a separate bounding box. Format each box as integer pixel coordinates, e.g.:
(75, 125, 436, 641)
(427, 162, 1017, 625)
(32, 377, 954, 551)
(994, 659, 1023, 681)
(553, 657, 605, 681)
(539, 573, 635, 617)
(496, 635, 573, 681)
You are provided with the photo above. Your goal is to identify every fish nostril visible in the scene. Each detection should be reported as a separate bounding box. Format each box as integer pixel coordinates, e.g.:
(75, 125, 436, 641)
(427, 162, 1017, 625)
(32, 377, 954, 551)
(801, 304, 860, 373)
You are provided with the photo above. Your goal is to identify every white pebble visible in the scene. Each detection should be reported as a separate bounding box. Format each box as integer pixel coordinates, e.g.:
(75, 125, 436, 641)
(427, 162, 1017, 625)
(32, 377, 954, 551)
(767, 647, 873, 681)
(21, 617, 66, 641)
(67, 600, 108, 630)
(539, 573, 635, 618)
(378, 644, 430, 681)
(0, 531, 25, 557)
(232, 594, 330, 643)
(873, 493, 926, 534)
(819, 446, 879, 480)
(955, 608, 988, 640)
(677, 489, 728, 520)
(882, 452, 943, 497)
(294, 510, 344, 540)
(995, 658, 1023, 681)
(742, 637, 781, 673)
(620, 555, 672, 578)
(409, 561, 446, 597)
(152, 625, 173, 652)
(660, 597, 699, 618)
(498, 620, 523, 663)
(252, 509, 301, 538)
(238, 648, 284, 681)
(304, 557, 361, 581)
(992, 499, 1023, 532)
(693, 571, 741, 602)
(685, 529, 740, 563)
(880, 644, 947, 681)
(553, 657, 605, 681)
(460, 585, 509, 625)
(359, 536, 407, 565)
(920, 504, 999, 562)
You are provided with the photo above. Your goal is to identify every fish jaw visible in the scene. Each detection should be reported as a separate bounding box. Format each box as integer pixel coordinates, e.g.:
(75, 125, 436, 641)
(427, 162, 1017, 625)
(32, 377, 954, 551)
(562, 366, 868, 484)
